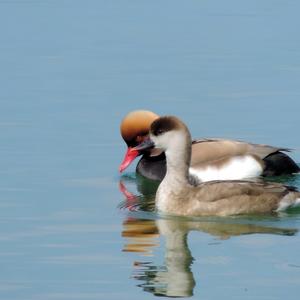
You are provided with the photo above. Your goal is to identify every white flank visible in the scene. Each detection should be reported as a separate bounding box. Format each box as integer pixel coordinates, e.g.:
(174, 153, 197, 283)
(189, 155, 263, 182)
(277, 197, 300, 212)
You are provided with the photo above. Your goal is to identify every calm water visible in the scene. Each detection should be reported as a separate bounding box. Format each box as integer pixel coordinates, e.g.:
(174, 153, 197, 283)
(1, 0, 300, 299)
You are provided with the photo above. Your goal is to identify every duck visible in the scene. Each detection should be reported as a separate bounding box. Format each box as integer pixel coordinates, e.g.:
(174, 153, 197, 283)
(119, 110, 299, 182)
(134, 115, 300, 216)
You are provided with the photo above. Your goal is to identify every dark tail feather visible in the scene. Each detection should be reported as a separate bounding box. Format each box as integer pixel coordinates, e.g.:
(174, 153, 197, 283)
(262, 152, 300, 176)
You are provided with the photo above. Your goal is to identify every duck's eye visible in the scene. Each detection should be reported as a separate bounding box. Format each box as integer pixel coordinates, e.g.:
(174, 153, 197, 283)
(155, 128, 164, 136)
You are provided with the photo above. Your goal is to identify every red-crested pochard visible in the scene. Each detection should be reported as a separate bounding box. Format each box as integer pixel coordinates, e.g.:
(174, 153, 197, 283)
(119, 110, 299, 182)
(137, 116, 300, 217)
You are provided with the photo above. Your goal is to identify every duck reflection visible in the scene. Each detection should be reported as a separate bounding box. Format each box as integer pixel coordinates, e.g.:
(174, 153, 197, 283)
(118, 174, 157, 211)
(119, 178, 298, 297)
(123, 218, 195, 297)
(122, 218, 159, 254)
(122, 217, 297, 298)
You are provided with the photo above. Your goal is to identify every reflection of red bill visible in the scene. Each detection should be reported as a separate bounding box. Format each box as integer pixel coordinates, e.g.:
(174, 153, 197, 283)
(119, 181, 136, 201)
(119, 147, 140, 173)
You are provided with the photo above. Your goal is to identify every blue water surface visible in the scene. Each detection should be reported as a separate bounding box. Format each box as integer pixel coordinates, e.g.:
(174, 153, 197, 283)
(1, 0, 300, 299)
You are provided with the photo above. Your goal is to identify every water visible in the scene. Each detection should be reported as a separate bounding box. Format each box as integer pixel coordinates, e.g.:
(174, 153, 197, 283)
(1, 0, 300, 299)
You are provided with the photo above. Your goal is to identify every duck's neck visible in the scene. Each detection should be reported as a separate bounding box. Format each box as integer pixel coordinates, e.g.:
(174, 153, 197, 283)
(164, 139, 191, 187)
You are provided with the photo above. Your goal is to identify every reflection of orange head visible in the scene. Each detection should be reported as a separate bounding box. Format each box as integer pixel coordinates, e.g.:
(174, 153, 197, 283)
(122, 218, 159, 255)
(120, 110, 159, 146)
